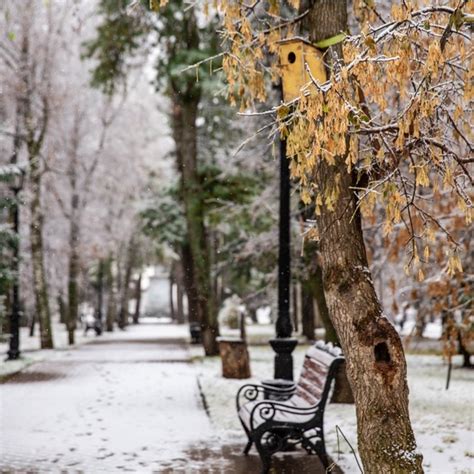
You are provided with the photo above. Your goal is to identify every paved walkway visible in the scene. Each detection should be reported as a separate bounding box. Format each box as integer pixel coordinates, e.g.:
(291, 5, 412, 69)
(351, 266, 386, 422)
(1, 323, 336, 473)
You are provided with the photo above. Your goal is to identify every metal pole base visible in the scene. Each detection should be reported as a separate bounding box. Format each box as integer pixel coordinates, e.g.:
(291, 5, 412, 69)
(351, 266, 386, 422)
(6, 349, 20, 361)
(269, 338, 298, 380)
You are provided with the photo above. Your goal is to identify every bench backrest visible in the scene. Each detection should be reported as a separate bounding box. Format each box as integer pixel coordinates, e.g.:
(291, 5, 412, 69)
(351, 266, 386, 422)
(292, 341, 344, 407)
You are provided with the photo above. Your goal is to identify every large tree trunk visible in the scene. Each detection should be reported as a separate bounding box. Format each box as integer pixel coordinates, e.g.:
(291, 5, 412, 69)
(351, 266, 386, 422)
(29, 151, 53, 349)
(22, 20, 53, 350)
(303, 243, 353, 402)
(305, 1, 423, 471)
(169, 10, 218, 356)
(172, 92, 218, 355)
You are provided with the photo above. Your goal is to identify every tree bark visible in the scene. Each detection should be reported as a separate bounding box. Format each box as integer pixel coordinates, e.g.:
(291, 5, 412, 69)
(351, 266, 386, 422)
(29, 150, 53, 349)
(169, 267, 176, 321)
(172, 78, 218, 354)
(302, 238, 337, 343)
(312, 263, 338, 344)
(21, 23, 53, 350)
(132, 273, 142, 324)
(175, 261, 185, 324)
(118, 240, 134, 329)
(303, 243, 353, 402)
(218, 339, 251, 379)
(105, 256, 116, 332)
(301, 282, 315, 340)
(67, 213, 79, 345)
(29, 313, 35, 337)
(180, 243, 200, 324)
(96, 259, 105, 330)
(173, 97, 218, 354)
(57, 292, 67, 325)
(305, 1, 423, 471)
(66, 136, 80, 345)
(176, 281, 185, 324)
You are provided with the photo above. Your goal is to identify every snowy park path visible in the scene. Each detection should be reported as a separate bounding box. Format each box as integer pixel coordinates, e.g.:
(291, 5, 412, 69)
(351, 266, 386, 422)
(1, 322, 216, 472)
(1, 322, 336, 473)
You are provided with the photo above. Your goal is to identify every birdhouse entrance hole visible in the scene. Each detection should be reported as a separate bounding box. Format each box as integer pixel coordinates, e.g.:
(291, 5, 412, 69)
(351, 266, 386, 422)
(288, 51, 296, 64)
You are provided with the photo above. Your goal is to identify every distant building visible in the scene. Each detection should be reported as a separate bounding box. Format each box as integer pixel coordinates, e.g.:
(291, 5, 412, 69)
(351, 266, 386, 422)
(141, 266, 170, 318)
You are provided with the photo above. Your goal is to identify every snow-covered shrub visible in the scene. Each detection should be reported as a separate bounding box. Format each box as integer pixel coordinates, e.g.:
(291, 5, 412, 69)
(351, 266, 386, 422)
(218, 294, 246, 329)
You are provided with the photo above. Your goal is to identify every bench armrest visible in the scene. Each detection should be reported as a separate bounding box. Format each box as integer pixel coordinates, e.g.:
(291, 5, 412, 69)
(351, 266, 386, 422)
(236, 383, 296, 412)
(249, 400, 320, 431)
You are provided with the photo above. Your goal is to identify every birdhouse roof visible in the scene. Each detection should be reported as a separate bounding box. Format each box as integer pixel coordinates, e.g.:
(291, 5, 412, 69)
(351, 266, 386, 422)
(277, 37, 316, 47)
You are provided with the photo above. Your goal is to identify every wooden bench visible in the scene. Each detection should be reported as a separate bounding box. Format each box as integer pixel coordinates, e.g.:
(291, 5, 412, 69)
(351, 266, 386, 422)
(236, 341, 344, 473)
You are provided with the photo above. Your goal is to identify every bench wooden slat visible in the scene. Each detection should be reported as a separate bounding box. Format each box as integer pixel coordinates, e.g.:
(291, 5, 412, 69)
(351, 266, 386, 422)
(293, 354, 330, 405)
(295, 379, 323, 405)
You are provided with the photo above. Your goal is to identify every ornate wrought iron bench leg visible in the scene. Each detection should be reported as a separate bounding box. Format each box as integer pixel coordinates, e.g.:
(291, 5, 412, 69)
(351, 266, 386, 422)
(243, 438, 253, 455)
(315, 431, 329, 469)
(255, 433, 272, 474)
(319, 451, 330, 469)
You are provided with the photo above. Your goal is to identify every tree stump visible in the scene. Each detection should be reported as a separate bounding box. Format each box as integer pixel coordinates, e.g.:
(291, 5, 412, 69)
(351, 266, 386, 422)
(217, 337, 251, 379)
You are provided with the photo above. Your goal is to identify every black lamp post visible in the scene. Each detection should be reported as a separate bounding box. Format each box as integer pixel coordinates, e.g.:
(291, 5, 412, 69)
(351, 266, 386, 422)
(7, 169, 25, 360)
(269, 90, 298, 380)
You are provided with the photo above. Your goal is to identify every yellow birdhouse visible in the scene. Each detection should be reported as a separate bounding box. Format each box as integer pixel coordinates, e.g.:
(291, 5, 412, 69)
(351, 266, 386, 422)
(278, 38, 327, 102)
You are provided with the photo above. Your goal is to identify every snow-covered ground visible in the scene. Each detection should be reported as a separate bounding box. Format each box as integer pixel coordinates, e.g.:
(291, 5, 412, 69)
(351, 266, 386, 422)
(0, 316, 184, 379)
(1, 322, 214, 473)
(0, 318, 474, 474)
(193, 343, 474, 473)
(0, 317, 105, 379)
(1, 322, 326, 473)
